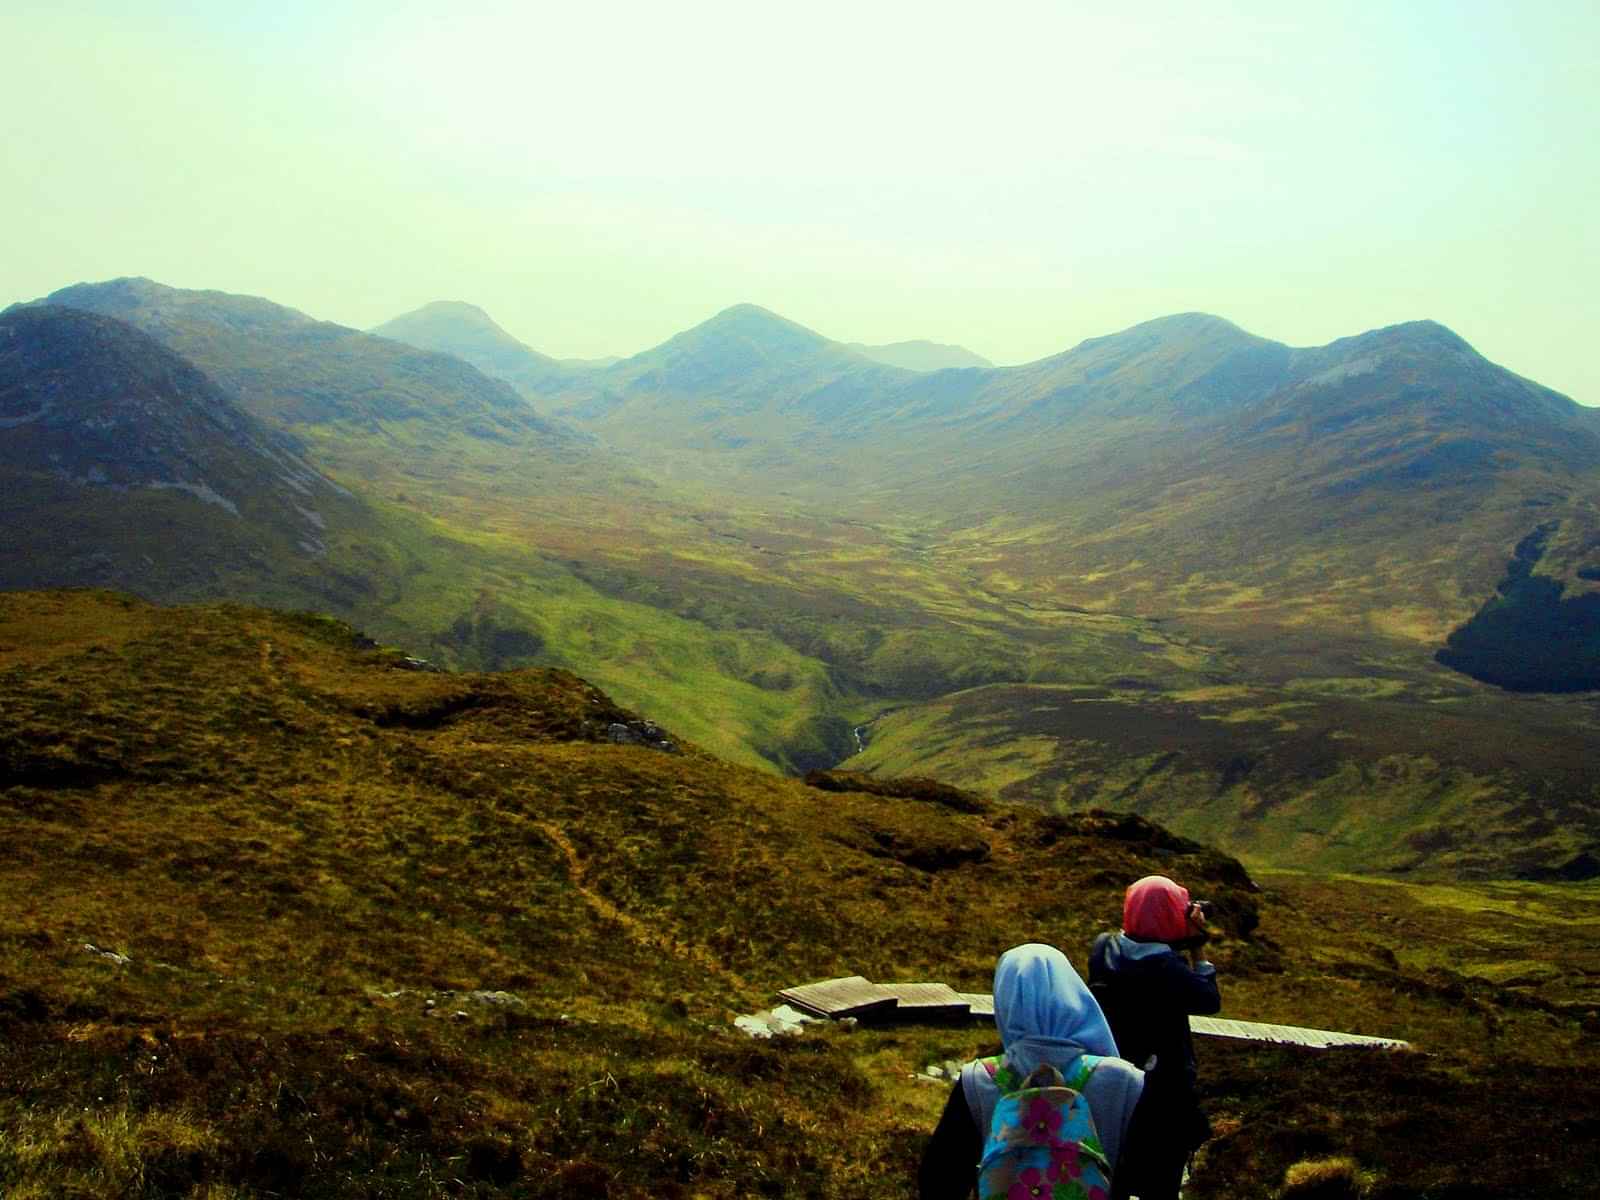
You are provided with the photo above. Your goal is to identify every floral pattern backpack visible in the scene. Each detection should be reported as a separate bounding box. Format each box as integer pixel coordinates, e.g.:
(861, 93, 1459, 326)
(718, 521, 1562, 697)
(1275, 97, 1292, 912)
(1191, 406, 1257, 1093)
(976, 1055, 1111, 1200)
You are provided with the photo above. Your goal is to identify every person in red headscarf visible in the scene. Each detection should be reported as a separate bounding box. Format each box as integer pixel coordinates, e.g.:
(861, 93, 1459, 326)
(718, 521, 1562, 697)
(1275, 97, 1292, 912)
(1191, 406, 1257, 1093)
(1088, 875, 1220, 1200)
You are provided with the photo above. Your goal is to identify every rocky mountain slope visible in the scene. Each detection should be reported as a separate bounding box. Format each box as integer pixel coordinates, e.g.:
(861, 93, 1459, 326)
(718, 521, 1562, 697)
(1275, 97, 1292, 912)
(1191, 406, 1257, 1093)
(0, 306, 378, 604)
(33, 279, 580, 473)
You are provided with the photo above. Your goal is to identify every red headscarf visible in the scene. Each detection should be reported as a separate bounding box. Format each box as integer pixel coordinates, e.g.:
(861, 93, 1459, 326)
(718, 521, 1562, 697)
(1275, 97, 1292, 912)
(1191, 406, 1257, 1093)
(1122, 875, 1191, 942)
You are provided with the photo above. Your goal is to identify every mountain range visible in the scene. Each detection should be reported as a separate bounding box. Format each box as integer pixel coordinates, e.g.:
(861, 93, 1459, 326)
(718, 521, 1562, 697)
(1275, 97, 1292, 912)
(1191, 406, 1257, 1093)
(5, 275, 1599, 877)
(31, 279, 583, 496)
(384, 296, 1600, 675)
(370, 300, 993, 396)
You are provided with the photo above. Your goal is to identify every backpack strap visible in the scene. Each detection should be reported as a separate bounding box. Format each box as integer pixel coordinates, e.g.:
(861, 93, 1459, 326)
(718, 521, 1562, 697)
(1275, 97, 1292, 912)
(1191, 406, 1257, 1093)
(1069, 1053, 1103, 1092)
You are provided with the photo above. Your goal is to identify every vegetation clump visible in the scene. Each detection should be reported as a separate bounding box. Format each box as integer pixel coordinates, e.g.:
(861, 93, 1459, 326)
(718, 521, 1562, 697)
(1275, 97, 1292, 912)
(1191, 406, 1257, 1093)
(803, 769, 991, 814)
(1278, 1155, 1366, 1199)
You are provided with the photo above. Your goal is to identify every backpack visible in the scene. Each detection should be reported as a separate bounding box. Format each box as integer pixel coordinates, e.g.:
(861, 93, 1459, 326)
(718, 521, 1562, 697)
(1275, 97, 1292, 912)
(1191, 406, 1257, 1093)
(976, 1055, 1112, 1200)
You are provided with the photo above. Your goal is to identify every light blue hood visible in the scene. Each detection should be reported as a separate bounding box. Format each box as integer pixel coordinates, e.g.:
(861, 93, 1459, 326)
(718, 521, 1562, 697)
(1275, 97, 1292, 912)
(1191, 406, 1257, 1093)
(994, 942, 1119, 1077)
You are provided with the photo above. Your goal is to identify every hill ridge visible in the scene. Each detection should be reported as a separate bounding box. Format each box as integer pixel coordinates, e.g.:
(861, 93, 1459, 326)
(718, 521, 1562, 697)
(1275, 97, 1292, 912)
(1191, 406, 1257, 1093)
(37, 278, 572, 448)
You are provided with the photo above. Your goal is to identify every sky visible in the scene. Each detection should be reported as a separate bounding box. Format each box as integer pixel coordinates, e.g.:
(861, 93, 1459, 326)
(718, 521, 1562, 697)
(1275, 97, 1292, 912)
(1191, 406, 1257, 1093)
(4, 1, 1597, 402)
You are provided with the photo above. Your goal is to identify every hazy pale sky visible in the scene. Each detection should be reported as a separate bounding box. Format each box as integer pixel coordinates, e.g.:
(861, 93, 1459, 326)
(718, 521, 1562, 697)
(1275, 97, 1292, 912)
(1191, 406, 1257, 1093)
(5, 1, 1596, 401)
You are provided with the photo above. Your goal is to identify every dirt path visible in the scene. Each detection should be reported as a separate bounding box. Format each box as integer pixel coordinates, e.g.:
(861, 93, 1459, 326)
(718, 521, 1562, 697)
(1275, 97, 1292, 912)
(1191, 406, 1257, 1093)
(534, 819, 748, 992)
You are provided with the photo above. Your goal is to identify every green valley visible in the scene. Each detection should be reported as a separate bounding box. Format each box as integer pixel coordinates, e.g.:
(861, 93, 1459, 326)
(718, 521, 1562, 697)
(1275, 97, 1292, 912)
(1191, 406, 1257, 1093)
(6, 280, 1600, 881)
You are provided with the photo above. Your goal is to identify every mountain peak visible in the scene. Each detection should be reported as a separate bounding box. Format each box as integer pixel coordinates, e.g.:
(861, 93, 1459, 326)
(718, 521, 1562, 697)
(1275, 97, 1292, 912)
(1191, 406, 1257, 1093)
(372, 300, 531, 351)
(44, 275, 173, 309)
(1041, 311, 1268, 375)
(641, 303, 834, 363)
(1365, 318, 1474, 354)
(1301, 319, 1483, 371)
(713, 302, 784, 320)
(0, 304, 342, 551)
(599, 303, 889, 403)
(694, 303, 823, 342)
(1142, 311, 1247, 333)
(369, 301, 565, 388)
(1108, 312, 1256, 345)
(43, 277, 322, 332)
(406, 300, 498, 325)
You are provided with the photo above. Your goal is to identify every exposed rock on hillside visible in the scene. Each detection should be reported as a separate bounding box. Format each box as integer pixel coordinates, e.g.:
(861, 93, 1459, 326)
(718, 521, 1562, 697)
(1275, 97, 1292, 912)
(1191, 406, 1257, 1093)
(0, 306, 375, 597)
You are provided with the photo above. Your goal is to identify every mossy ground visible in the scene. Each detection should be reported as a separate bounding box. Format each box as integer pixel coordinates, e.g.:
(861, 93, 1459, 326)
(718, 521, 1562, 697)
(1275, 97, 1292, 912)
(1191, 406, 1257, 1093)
(2, 591, 1598, 1197)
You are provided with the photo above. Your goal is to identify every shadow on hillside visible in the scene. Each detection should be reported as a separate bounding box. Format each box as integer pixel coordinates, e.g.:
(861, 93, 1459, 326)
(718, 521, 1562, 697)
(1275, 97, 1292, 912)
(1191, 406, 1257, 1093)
(1436, 523, 1600, 691)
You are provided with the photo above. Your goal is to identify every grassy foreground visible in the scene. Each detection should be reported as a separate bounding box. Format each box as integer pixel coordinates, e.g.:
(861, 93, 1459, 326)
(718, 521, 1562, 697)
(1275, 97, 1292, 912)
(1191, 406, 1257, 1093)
(2, 590, 1597, 1198)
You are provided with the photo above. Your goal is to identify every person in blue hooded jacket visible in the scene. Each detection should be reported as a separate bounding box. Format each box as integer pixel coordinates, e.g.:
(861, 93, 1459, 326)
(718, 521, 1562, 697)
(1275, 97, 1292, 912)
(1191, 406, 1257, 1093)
(917, 943, 1145, 1199)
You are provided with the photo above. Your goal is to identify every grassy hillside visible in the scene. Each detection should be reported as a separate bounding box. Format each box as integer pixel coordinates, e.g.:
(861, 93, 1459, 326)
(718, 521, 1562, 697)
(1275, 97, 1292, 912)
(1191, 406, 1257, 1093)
(1, 591, 1597, 1198)
(846, 672, 1600, 879)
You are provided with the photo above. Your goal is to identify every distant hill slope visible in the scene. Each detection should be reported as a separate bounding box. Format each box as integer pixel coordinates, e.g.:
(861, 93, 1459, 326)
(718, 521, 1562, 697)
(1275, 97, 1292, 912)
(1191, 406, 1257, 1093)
(2, 589, 1597, 1199)
(535, 303, 1600, 649)
(552, 303, 913, 436)
(846, 338, 993, 371)
(34, 278, 575, 456)
(0, 305, 382, 606)
(846, 671, 1600, 879)
(370, 300, 581, 397)
(0, 303, 901, 771)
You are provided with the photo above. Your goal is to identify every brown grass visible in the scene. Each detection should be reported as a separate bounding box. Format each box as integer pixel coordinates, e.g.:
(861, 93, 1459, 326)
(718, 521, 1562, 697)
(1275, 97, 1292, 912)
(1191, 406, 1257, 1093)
(1, 590, 1598, 1197)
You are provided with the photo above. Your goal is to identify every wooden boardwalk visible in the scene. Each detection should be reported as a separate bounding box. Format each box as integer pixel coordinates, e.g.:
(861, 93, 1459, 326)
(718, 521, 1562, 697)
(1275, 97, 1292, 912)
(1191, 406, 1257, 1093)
(1188, 1015, 1407, 1050)
(777, 975, 1407, 1050)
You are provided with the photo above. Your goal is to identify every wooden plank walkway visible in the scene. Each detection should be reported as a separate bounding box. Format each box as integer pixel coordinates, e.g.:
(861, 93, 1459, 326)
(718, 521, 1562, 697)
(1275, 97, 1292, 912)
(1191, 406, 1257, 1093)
(1189, 1015, 1407, 1050)
(878, 982, 971, 1019)
(777, 976, 898, 1020)
(776, 975, 1407, 1048)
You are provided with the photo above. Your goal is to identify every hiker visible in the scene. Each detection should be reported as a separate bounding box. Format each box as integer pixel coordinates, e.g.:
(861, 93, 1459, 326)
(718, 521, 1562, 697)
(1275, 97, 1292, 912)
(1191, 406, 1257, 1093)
(1088, 875, 1222, 1200)
(917, 942, 1145, 1200)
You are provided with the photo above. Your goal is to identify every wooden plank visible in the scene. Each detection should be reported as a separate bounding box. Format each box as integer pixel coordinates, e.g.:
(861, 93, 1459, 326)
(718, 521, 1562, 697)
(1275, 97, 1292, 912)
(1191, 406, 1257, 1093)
(1190, 1015, 1407, 1050)
(776, 977, 1407, 1047)
(777, 976, 898, 1020)
(958, 992, 995, 1018)
(880, 982, 971, 1018)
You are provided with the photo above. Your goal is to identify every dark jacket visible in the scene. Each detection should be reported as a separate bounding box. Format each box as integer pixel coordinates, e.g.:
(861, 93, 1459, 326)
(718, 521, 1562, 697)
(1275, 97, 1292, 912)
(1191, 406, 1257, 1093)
(1087, 931, 1220, 1101)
